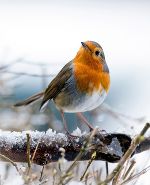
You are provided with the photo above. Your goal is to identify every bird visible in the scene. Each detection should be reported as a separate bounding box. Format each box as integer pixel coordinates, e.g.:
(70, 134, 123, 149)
(14, 41, 110, 135)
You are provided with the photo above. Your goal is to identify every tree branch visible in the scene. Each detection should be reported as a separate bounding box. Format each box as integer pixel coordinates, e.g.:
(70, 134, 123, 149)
(0, 127, 149, 165)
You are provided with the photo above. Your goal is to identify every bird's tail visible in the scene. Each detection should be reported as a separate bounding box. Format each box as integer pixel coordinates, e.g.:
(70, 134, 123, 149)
(14, 92, 44, 106)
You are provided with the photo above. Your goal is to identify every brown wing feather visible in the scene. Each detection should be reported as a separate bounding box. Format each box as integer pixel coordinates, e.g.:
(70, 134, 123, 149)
(14, 92, 44, 106)
(40, 61, 73, 110)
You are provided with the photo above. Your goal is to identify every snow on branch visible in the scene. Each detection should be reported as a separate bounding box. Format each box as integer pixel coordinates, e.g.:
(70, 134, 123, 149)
(0, 126, 149, 165)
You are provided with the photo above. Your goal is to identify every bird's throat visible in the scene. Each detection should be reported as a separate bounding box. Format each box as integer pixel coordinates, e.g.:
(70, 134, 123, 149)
(73, 62, 110, 95)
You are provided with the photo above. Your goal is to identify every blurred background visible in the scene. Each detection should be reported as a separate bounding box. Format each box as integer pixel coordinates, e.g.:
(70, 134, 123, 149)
(0, 0, 150, 184)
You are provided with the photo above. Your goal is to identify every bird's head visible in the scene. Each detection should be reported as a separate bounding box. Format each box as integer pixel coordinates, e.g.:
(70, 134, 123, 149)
(74, 41, 109, 73)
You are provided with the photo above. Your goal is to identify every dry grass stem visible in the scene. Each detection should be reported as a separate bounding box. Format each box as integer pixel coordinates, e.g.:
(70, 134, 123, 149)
(80, 151, 96, 181)
(26, 133, 31, 173)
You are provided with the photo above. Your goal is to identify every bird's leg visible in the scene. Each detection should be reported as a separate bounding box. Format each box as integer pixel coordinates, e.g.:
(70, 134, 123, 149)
(60, 110, 77, 138)
(76, 112, 94, 131)
(60, 110, 69, 134)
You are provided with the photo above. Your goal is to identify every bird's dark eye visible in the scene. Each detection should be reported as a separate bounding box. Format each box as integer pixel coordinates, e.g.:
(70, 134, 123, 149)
(95, 50, 100, 56)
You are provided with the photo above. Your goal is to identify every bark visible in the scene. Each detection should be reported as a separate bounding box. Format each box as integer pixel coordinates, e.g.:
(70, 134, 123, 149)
(0, 129, 149, 165)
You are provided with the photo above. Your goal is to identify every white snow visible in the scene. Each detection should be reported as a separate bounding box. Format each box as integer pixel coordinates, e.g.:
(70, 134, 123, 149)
(72, 127, 87, 137)
(4, 175, 24, 185)
(68, 181, 84, 185)
(0, 129, 68, 149)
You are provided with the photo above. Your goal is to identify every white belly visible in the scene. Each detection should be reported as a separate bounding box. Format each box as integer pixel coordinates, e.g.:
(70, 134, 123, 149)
(62, 89, 107, 113)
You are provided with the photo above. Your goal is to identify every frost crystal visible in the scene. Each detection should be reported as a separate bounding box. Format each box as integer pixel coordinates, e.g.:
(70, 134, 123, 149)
(0, 129, 68, 150)
(107, 137, 123, 157)
(71, 127, 87, 137)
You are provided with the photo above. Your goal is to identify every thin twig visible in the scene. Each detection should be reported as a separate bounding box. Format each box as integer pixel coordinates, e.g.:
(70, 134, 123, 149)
(1, 70, 53, 78)
(123, 160, 136, 180)
(26, 133, 31, 170)
(80, 151, 96, 181)
(31, 137, 41, 163)
(39, 165, 45, 182)
(120, 165, 150, 185)
(112, 166, 123, 185)
(0, 58, 22, 70)
(0, 153, 21, 175)
(121, 159, 130, 179)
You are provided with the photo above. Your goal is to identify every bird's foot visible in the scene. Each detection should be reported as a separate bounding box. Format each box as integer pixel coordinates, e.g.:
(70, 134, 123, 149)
(76, 112, 94, 132)
(66, 131, 79, 139)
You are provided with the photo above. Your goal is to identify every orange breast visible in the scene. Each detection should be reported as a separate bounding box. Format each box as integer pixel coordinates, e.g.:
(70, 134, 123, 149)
(74, 62, 110, 95)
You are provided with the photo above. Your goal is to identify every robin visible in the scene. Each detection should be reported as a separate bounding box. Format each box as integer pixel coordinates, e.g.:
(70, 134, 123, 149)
(15, 41, 110, 135)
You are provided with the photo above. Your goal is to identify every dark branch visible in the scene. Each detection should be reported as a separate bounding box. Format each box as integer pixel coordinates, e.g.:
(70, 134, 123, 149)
(0, 128, 149, 165)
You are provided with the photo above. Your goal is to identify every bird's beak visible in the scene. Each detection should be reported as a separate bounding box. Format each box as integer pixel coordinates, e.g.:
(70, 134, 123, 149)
(81, 42, 91, 53)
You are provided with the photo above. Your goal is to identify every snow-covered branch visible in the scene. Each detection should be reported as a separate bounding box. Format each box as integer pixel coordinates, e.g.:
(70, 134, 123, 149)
(0, 128, 149, 165)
